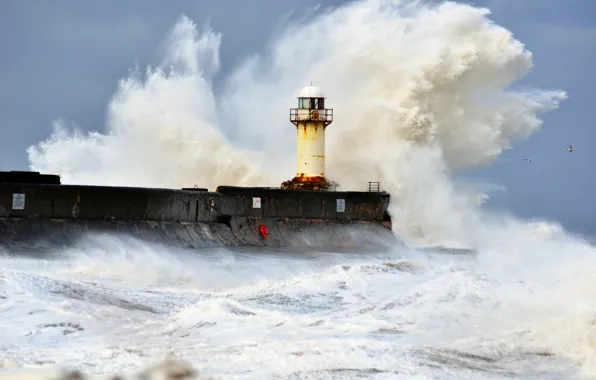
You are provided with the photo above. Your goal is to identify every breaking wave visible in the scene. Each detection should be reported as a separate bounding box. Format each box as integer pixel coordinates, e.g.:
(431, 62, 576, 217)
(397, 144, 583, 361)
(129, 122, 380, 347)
(26, 0, 566, 246)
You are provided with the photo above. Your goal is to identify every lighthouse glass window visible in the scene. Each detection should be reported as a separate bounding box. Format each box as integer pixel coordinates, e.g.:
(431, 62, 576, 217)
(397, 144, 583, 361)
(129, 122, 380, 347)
(311, 98, 324, 109)
(298, 98, 324, 109)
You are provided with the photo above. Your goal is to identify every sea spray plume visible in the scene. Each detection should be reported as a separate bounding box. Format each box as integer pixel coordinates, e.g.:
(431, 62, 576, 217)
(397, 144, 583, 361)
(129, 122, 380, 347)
(220, 0, 566, 244)
(27, 16, 270, 190)
(27, 1, 567, 245)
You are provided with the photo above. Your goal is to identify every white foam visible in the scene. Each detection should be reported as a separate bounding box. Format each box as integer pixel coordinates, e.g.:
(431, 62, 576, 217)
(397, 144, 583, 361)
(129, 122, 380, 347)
(2, 235, 596, 377)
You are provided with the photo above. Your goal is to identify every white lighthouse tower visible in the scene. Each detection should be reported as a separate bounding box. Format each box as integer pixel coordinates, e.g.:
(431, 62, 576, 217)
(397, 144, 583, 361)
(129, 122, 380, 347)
(281, 84, 334, 191)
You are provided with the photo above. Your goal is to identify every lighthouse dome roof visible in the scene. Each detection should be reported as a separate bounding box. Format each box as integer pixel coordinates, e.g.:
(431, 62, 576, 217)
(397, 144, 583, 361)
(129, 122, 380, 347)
(299, 85, 324, 98)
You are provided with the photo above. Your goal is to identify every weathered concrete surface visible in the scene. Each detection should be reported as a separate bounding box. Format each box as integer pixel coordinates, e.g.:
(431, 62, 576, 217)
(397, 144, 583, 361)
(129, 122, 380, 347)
(0, 183, 222, 222)
(0, 218, 235, 252)
(0, 217, 397, 253)
(0, 180, 396, 251)
(216, 185, 391, 221)
(229, 216, 395, 248)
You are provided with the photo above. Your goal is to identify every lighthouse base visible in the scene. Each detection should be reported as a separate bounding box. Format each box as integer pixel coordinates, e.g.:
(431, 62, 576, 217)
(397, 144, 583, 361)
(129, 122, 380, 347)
(280, 175, 337, 191)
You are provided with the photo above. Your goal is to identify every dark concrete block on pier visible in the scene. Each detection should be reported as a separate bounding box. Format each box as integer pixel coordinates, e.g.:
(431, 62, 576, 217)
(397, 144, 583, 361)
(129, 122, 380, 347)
(0, 183, 228, 223)
(215, 186, 390, 221)
(0, 171, 60, 185)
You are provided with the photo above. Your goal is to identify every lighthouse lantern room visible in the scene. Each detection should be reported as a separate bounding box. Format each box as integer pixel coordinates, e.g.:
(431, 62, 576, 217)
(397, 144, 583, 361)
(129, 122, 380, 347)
(281, 85, 334, 191)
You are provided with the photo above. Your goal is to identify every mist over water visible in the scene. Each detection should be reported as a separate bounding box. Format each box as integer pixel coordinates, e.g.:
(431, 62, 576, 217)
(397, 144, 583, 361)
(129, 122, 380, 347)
(5, 0, 596, 378)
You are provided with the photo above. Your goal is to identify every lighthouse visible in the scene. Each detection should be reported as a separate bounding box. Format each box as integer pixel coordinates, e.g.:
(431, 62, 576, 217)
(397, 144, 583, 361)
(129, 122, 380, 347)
(281, 85, 334, 191)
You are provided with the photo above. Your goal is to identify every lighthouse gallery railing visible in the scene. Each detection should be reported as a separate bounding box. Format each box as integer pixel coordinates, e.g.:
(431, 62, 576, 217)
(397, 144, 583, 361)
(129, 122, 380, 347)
(289, 108, 334, 123)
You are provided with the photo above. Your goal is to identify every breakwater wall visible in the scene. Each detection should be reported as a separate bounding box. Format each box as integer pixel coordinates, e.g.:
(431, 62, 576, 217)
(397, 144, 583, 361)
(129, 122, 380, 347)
(0, 175, 395, 250)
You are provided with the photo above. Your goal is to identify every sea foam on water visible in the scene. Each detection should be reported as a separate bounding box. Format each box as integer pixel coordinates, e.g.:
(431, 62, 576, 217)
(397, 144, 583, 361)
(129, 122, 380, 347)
(0, 359, 209, 379)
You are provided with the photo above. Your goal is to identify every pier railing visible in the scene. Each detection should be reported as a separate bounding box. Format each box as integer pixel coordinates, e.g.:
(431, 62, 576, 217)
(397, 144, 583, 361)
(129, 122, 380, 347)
(368, 181, 380, 192)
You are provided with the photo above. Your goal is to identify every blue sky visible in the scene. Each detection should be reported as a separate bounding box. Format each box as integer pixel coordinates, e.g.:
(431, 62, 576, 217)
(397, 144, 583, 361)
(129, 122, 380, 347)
(1, 0, 595, 235)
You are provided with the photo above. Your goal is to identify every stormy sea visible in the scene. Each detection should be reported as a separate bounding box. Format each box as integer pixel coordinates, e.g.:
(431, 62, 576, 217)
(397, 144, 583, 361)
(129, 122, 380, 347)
(2, 0, 595, 379)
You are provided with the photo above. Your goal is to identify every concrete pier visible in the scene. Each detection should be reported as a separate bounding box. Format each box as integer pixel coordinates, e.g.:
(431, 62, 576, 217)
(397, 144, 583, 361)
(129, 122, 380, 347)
(0, 172, 395, 251)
